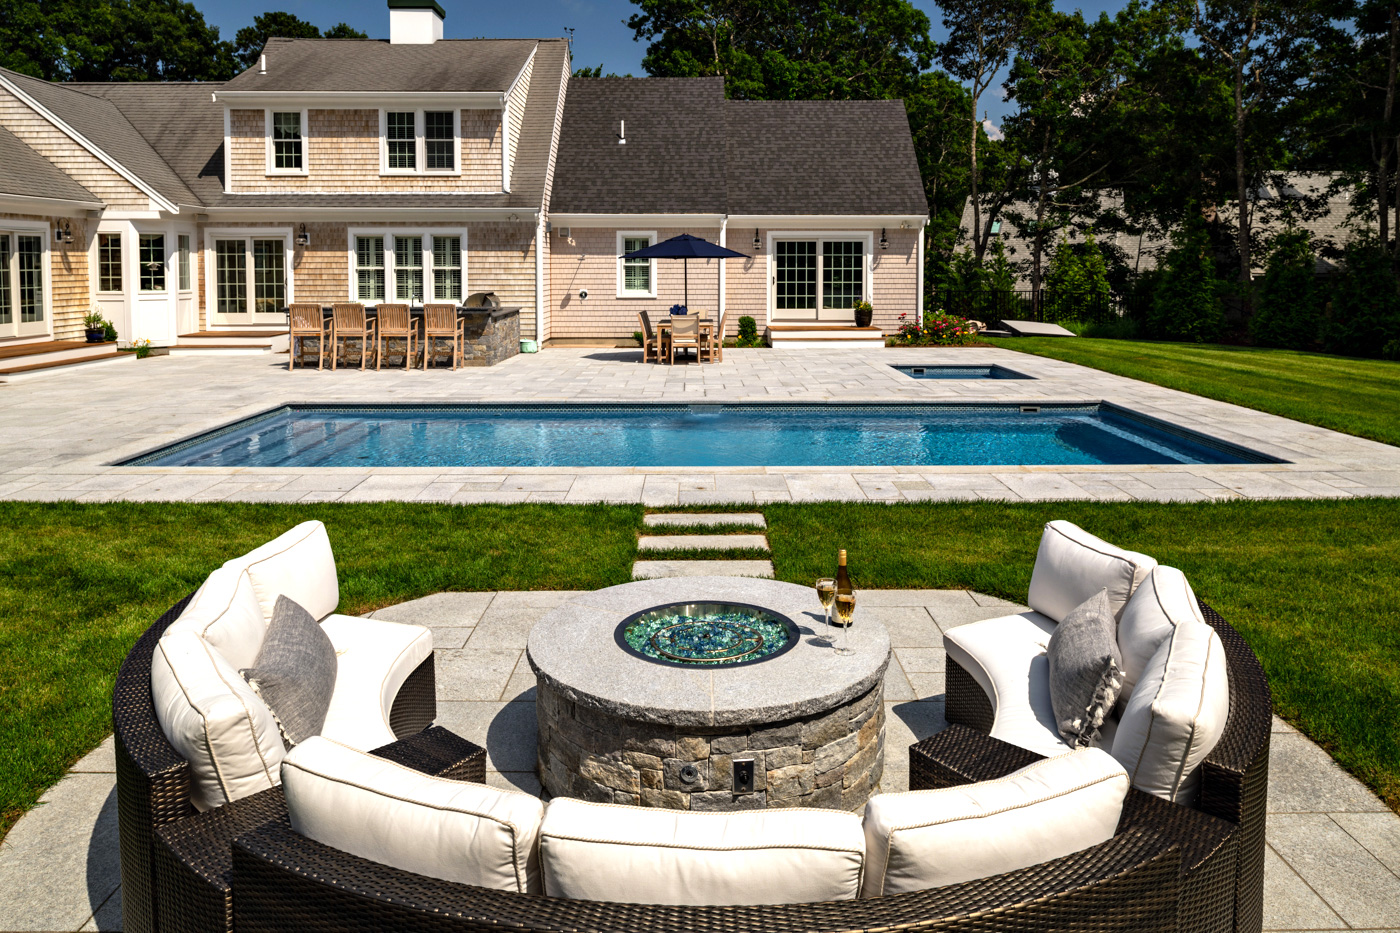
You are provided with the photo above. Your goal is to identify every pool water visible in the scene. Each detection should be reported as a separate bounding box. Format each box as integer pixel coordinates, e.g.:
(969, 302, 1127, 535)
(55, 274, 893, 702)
(892, 364, 1032, 379)
(125, 403, 1268, 468)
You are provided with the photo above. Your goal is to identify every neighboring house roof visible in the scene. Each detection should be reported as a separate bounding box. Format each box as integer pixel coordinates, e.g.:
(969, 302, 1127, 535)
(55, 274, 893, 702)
(0, 68, 200, 209)
(725, 100, 926, 216)
(222, 38, 538, 93)
(552, 78, 928, 217)
(0, 124, 100, 205)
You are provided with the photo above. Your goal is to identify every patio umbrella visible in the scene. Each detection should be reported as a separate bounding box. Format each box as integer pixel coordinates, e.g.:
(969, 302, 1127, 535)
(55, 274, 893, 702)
(620, 233, 749, 309)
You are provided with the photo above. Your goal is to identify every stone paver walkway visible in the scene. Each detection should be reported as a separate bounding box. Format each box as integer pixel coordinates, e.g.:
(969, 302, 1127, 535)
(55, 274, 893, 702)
(2, 588, 1396, 931)
(2, 347, 1398, 504)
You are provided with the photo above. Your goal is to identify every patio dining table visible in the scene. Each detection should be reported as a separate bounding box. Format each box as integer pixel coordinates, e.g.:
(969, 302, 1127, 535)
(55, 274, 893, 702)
(654, 315, 714, 362)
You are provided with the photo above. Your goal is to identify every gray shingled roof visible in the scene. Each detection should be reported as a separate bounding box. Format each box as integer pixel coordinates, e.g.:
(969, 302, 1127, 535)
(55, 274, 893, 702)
(1, 68, 200, 208)
(223, 38, 538, 93)
(0, 124, 99, 204)
(551, 79, 927, 217)
(551, 78, 728, 215)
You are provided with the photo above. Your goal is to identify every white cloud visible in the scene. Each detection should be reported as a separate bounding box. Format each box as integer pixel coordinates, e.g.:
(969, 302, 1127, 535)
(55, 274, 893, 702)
(982, 118, 1004, 142)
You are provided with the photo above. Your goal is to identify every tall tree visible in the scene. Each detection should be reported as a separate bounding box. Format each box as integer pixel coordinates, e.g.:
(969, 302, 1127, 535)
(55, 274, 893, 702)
(234, 12, 367, 71)
(937, 0, 1041, 262)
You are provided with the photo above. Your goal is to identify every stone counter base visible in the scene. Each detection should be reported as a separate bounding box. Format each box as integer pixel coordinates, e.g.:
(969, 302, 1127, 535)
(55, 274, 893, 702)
(461, 309, 520, 366)
(536, 679, 885, 812)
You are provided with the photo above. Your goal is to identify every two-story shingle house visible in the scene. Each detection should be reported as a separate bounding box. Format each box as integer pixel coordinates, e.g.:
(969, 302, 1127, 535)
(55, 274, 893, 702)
(0, 0, 927, 364)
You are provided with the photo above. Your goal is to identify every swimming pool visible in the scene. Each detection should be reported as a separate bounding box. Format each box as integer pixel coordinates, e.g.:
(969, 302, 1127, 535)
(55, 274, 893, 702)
(123, 403, 1272, 468)
(891, 364, 1032, 380)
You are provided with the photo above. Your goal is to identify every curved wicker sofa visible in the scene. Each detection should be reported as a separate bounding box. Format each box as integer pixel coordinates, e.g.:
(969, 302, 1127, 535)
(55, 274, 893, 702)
(116, 596, 1268, 933)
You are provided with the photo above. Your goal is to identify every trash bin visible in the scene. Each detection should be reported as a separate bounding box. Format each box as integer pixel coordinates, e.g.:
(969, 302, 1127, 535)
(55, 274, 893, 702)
(520, 339, 538, 353)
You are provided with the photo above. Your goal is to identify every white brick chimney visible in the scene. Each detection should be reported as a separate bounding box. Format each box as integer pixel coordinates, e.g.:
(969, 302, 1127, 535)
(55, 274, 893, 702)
(389, 0, 444, 44)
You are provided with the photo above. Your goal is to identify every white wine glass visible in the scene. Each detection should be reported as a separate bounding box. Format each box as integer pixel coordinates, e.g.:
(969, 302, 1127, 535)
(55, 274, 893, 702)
(833, 592, 856, 656)
(815, 578, 836, 643)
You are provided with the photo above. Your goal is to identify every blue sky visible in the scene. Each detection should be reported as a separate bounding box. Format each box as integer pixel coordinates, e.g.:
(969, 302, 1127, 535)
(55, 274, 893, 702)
(200, 0, 1131, 125)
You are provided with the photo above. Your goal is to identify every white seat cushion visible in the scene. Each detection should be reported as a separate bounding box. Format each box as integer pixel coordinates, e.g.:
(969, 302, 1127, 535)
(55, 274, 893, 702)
(1117, 566, 1206, 702)
(282, 736, 544, 893)
(1027, 521, 1157, 623)
(164, 563, 268, 670)
(943, 612, 1068, 757)
(150, 630, 284, 811)
(1112, 619, 1229, 805)
(318, 614, 433, 751)
(233, 520, 339, 623)
(539, 798, 865, 905)
(861, 748, 1129, 897)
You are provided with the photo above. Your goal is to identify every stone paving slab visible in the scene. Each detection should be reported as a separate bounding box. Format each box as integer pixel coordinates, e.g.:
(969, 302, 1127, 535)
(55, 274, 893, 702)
(2, 589, 1396, 932)
(636, 534, 770, 551)
(631, 559, 776, 579)
(3, 347, 1399, 504)
(644, 513, 767, 527)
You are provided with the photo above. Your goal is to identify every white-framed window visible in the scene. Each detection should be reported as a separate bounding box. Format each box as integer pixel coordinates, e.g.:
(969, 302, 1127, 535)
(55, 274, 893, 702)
(139, 234, 166, 292)
(266, 109, 308, 174)
(616, 231, 656, 298)
(770, 233, 871, 311)
(379, 110, 460, 175)
(349, 228, 468, 304)
(178, 234, 192, 291)
(97, 233, 123, 293)
(204, 228, 293, 317)
(0, 222, 49, 337)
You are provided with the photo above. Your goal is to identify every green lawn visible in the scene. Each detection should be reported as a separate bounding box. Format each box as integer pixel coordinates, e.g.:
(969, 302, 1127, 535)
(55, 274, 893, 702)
(985, 337, 1400, 448)
(3, 498, 1398, 841)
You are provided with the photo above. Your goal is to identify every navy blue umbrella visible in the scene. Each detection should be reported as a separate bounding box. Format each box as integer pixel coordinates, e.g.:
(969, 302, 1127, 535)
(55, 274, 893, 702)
(620, 233, 749, 309)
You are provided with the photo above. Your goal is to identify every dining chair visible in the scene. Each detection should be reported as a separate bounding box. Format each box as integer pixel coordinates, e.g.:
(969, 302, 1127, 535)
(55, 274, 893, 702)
(422, 304, 463, 370)
(638, 311, 663, 363)
(668, 314, 701, 365)
(331, 303, 376, 371)
(707, 308, 727, 363)
(374, 303, 415, 371)
(288, 303, 330, 371)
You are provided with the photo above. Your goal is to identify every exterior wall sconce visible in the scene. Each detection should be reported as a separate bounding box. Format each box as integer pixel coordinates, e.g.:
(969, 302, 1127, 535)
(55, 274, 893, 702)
(296, 223, 311, 247)
(752, 229, 761, 251)
(54, 221, 75, 245)
(879, 228, 888, 250)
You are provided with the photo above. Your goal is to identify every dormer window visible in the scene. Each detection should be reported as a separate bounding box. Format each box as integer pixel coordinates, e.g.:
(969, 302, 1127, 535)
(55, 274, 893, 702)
(266, 110, 308, 175)
(380, 109, 460, 175)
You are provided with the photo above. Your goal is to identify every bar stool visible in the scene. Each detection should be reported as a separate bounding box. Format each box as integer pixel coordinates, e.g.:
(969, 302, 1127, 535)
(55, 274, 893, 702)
(422, 304, 463, 370)
(288, 303, 330, 371)
(331, 303, 376, 371)
(374, 303, 415, 370)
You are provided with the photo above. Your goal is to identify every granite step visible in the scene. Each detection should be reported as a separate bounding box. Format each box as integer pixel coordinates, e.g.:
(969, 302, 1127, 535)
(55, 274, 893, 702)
(644, 512, 767, 528)
(637, 534, 770, 552)
(631, 560, 775, 580)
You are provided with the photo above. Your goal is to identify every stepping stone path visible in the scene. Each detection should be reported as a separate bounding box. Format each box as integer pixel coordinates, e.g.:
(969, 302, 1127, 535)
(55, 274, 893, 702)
(631, 513, 774, 579)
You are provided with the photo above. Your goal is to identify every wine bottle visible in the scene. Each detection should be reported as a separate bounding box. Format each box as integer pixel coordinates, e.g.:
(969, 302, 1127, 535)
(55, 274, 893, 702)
(835, 549, 853, 599)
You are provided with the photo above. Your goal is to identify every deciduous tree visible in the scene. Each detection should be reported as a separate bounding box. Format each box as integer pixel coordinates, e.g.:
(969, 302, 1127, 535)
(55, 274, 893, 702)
(234, 12, 367, 72)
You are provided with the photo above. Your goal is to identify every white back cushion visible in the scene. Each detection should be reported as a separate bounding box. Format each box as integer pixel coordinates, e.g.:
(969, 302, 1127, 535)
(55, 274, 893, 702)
(282, 737, 544, 893)
(861, 748, 1128, 897)
(150, 630, 285, 811)
(1112, 619, 1229, 804)
(1117, 566, 1205, 701)
(539, 798, 865, 905)
(234, 521, 339, 623)
(1028, 521, 1157, 623)
(164, 564, 268, 670)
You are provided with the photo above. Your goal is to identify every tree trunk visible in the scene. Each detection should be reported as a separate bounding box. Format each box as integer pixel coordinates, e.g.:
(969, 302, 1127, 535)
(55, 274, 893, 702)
(1030, 125, 1052, 291)
(1234, 92, 1252, 314)
(970, 96, 983, 262)
(1383, 6, 1399, 264)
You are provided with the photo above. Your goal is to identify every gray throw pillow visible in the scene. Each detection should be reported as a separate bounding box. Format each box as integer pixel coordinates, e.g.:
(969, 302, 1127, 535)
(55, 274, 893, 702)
(240, 595, 337, 746)
(1046, 588, 1124, 748)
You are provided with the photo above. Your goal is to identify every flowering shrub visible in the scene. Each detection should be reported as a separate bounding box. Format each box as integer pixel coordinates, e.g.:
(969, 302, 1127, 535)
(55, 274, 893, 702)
(894, 311, 976, 346)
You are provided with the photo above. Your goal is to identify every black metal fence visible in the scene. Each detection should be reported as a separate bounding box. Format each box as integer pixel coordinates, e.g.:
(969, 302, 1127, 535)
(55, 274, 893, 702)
(932, 289, 1142, 326)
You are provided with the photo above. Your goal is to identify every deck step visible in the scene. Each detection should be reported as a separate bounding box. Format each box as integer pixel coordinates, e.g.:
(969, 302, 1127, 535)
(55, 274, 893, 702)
(632, 560, 775, 580)
(174, 332, 288, 354)
(644, 512, 766, 528)
(638, 534, 769, 552)
(0, 351, 133, 378)
(768, 325, 886, 350)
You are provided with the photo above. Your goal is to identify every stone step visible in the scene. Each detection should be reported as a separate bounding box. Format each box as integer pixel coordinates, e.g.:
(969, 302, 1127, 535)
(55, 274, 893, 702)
(644, 512, 766, 528)
(631, 560, 775, 580)
(637, 534, 769, 552)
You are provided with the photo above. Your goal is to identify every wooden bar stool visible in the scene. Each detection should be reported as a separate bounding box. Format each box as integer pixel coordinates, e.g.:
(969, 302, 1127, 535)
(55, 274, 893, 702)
(374, 303, 415, 370)
(288, 303, 330, 371)
(331, 303, 376, 371)
(422, 304, 463, 370)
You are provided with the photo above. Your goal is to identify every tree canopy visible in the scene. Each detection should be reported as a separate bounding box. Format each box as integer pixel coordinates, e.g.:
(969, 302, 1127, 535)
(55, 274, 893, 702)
(234, 12, 366, 71)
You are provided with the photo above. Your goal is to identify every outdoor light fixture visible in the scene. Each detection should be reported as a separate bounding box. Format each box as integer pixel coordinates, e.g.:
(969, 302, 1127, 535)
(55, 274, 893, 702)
(296, 223, 310, 247)
(53, 221, 74, 245)
(880, 228, 888, 250)
(752, 229, 760, 251)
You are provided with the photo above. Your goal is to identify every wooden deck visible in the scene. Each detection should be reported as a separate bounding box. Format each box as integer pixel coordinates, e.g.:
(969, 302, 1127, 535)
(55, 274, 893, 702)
(0, 339, 113, 361)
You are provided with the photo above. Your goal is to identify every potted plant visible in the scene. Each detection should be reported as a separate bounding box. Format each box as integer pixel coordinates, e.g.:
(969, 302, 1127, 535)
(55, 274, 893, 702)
(83, 310, 107, 343)
(853, 299, 874, 328)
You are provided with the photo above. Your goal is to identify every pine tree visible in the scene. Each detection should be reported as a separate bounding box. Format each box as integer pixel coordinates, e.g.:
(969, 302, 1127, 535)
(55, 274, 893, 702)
(1148, 209, 1226, 342)
(1250, 230, 1321, 349)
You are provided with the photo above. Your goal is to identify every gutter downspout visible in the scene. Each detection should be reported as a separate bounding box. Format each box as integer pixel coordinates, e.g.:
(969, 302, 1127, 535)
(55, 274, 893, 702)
(719, 216, 727, 334)
(917, 219, 926, 324)
(535, 213, 545, 345)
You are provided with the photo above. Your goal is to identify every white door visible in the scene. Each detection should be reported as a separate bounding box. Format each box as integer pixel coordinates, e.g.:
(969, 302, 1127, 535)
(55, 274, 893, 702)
(210, 235, 290, 326)
(770, 238, 866, 324)
(772, 240, 817, 322)
(133, 231, 177, 346)
(175, 231, 198, 335)
(0, 232, 51, 339)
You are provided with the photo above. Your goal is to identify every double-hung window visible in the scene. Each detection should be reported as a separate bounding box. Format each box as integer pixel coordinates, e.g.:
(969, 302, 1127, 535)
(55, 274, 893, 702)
(352, 231, 466, 304)
(98, 233, 122, 293)
(269, 110, 305, 172)
(617, 233, 656, 298)
(139, 234, 165, 292)
(381, 110, 458, 174)
(211, 234, 290, 318)
(0, 229, 46, 337)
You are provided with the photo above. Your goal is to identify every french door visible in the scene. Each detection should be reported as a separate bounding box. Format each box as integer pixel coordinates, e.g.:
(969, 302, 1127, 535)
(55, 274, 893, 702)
(0, 232, 48, 339)
(210, 234, 290, 325)
(772, 238, 866, 323)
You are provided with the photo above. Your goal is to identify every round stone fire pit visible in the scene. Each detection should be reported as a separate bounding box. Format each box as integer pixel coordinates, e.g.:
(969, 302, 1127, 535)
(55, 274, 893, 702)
(527, 577, 891, 812)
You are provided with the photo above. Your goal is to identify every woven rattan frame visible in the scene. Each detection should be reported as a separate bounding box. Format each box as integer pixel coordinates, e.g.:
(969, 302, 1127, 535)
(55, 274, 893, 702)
(927, 599, 1270, 933)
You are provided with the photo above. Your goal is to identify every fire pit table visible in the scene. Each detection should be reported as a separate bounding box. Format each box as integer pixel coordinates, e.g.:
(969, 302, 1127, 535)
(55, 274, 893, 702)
(527, 576, 891, 812)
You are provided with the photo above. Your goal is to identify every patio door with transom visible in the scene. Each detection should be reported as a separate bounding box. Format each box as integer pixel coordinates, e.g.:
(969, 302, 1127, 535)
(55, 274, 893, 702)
(210, 234, 290, 326)
(771, 238, 866, 324)
(0, 231, 48, 339)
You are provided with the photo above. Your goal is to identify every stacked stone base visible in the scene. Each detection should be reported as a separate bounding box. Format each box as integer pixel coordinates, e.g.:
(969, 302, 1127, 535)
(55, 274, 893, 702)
(460, 308, 520, 366)
(536, 679, 884, 812)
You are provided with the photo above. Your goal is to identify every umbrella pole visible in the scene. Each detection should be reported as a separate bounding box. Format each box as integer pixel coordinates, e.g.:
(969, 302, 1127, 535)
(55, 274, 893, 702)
(684, 258, 689, 308)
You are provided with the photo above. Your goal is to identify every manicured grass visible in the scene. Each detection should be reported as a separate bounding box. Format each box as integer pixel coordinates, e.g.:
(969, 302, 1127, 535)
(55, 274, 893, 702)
(3, 498, 1398, 840)
(985, 337, 1400, 448)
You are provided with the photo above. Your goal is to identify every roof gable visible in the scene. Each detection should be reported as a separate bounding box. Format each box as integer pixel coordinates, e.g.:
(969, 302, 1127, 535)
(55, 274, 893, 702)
(0, 124, 100, 205)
